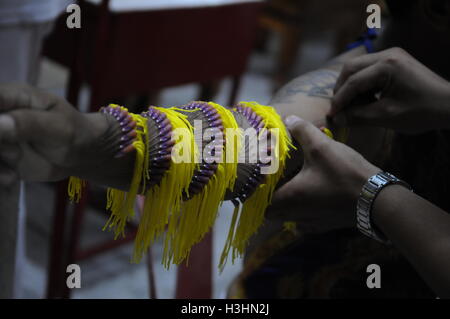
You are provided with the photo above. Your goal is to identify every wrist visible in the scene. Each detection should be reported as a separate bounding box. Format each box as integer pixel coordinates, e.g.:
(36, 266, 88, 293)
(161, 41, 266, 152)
(371, 184, 407, 233)
(350, 164, 380, 202)
(356, 171, 412, 244)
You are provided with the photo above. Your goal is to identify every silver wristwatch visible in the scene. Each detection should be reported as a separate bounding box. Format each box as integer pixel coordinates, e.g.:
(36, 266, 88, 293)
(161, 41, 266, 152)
(357, 171, 412, 244)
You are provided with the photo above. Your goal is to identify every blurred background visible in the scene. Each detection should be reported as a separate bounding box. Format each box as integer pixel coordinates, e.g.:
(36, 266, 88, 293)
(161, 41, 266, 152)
(1, 0, 384, 298)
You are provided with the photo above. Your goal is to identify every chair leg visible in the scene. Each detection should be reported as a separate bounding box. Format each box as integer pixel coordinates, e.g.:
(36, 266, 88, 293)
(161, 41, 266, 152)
(229, 75, 241, 106)
(275, 26, 301, 91)
(46, 60, 83, 298)
(46, 180, 69, 298)
(199, 81, 220, 102)
(175, 230, 213, 299)
(61, 187, 89, 299)
(147, 245, 157, 299)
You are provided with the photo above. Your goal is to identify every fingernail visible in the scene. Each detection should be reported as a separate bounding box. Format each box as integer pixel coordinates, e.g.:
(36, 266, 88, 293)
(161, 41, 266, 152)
(284, 115, 301, 127)
(333, 113, 347, 126)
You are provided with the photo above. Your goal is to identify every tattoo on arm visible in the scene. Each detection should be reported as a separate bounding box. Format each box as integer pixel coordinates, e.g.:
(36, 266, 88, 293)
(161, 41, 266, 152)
(271, 69, 339, 104)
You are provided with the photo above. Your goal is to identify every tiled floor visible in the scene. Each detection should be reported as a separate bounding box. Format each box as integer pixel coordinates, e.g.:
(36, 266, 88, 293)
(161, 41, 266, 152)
(20, 33, 333, 298)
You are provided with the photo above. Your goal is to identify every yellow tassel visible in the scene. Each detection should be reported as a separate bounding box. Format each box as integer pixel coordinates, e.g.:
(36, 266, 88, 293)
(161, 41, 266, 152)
(67, 176, 85, 203)
(103, 105, 149, 240)
(219, 200, 241, 271)
(134, 107, 198, 265)
(68, 101, 303, 269)
(228, 101, 296, 258)
(173, 102, 241, 267)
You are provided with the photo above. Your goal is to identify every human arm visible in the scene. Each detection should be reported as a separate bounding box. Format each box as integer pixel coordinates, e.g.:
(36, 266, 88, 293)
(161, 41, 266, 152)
(331, 47, 450, 133)
(0, 83, 135, 190)
(372, 184, 450, 298)
(268, 115, 450, 297)
(271, 46, 388, 168)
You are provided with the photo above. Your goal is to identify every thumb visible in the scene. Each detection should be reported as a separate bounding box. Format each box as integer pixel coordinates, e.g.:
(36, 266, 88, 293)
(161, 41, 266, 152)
(284, 115, 329, 155)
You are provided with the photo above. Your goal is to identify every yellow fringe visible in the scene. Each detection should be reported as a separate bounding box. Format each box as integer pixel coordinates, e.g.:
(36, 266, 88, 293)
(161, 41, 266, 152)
(66, 101, 304, 270)
(228, 101, 296, 258)
(68, 176, 85, 203)
(103, 105, 149, 239)
(173, 102, 241, 267)
(219, 201, 241, 271)
(135, 107, 198, 265)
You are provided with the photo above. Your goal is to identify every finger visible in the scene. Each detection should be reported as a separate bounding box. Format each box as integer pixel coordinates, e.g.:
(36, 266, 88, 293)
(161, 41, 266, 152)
(332, 100, 387, 127)
(0, 83, 32, 112)
(0, 114, 17, 143)
(334, 51, 386, 94)
(331, 62, 390, 116)
(0, 83, 59, 112)
(284, 115, 329, 155)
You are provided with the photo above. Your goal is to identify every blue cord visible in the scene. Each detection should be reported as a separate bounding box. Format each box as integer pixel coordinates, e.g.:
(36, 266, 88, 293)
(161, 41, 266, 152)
(346, 28, 378, 53)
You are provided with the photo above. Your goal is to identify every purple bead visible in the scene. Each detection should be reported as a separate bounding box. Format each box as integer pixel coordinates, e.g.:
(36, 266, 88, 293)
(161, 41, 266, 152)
(159, 124, 172, 136)
(209, 120, 222, 127)
(159, 136, 171, 143)
(204, 109, 218, 117)
(157, 150, 171, 156)
(121, 125, 134, 133)
(208, 114, 220, 122)
(120, 117, 131, 127)
(160, 140, 175, 148)
(154, 113, 165, 123)
(120, 135, 135, 144)
(154, 155, 171, 162)
(157, 119, 170, 129)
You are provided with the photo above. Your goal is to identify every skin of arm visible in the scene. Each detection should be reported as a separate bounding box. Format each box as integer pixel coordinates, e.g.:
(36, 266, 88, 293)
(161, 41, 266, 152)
(372, 185, 450, 298)
(0, 84, 135, 190)
(18, 111, 136, 191)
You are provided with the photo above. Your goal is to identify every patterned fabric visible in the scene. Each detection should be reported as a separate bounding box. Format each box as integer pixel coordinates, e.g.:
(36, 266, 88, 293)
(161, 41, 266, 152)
(238, 228, 434, 298)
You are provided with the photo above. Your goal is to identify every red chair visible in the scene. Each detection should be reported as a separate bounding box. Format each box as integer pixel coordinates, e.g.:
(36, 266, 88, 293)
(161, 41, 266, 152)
(42, 0, 262, 298)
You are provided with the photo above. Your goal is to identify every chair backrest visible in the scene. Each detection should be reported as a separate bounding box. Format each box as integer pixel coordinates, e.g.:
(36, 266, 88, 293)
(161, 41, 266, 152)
(43, 1, 262, 105)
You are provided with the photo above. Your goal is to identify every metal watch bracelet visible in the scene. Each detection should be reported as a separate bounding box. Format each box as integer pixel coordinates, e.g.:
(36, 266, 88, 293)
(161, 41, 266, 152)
(356, 171, 412, 244)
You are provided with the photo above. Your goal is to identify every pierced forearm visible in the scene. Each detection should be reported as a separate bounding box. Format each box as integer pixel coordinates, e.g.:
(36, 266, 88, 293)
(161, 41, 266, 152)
(372, 185, 450, 297)
(63, 101, 302, 267)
